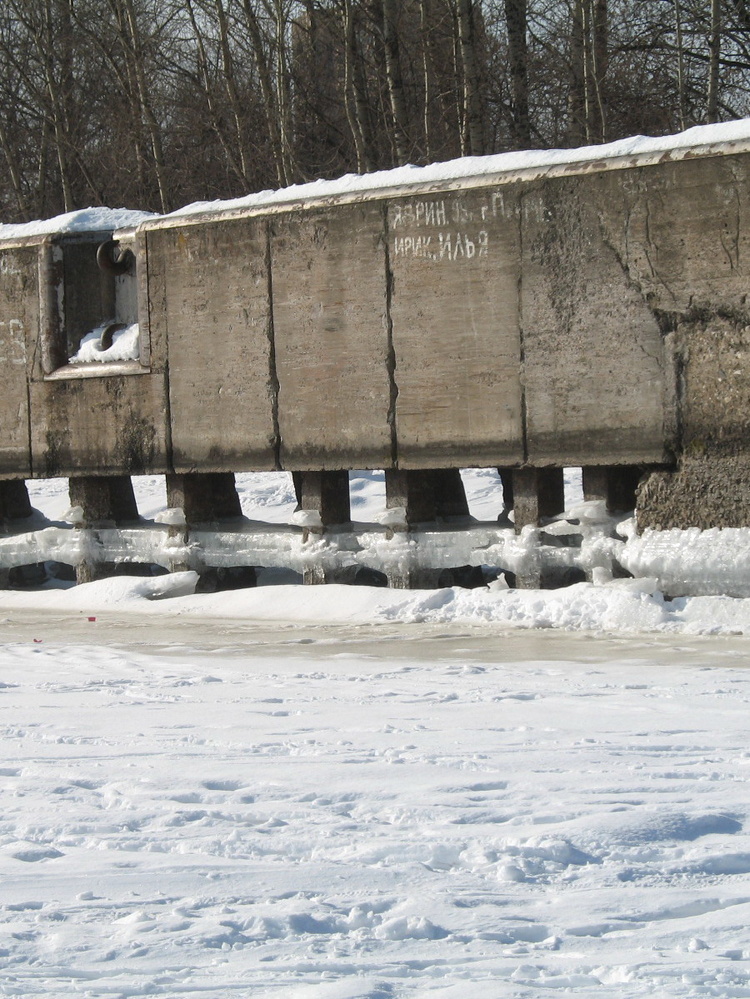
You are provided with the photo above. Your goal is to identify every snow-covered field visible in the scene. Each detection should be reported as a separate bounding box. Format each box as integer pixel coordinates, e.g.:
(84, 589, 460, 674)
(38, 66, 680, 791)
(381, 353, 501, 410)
(1, 472, 749, 997)
(2, 620, 750, 998)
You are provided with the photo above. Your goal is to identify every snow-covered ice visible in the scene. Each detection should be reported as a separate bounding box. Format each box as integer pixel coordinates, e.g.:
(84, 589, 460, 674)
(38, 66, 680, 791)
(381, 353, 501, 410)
(0, 619, 748, 997)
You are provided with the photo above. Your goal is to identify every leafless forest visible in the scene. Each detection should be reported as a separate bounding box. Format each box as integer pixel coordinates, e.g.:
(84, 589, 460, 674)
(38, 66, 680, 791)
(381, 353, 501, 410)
(0, 0, 744, 219)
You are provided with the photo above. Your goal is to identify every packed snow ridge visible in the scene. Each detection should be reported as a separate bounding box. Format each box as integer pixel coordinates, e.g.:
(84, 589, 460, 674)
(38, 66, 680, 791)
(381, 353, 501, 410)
(0, 207, 156, 241)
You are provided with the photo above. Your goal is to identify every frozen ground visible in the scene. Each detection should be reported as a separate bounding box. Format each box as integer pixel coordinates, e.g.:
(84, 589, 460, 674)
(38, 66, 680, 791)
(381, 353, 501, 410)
(0, 471, 749, 997)
(1, 621, 749, 998)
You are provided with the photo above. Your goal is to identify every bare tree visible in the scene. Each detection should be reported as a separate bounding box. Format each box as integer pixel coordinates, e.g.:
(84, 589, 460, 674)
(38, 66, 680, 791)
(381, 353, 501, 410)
(505, 0, 529, 146)
(382, 0, 411, 164)
(456, 0, 485, 155)
(707, 0, 721, 121)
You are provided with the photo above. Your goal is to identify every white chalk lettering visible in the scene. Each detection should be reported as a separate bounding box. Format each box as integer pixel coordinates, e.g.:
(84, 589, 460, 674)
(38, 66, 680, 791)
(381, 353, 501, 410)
(393, 235, 433, 258)
(491, 191, 505, 218)
(453, 201, 473, 224)
(392, 198, 448, 228)
(395, 228, 489, 262)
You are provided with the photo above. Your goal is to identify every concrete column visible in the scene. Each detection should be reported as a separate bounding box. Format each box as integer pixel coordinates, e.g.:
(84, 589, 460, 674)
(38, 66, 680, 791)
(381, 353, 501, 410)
(0, 481, 37, 589)
(69, 475, 139, 524)
(430, 469, 470, 518)
(385, 468, 469, 524)
(0, 480, 32, 521)
(512, 467, 565, 531)
(496, 467, 515, 521)
(384, 469, 470, 588)
(510, 468, 565, 589)
(69, 475, 139, 583)
(297, 471, 351, 585)
(582, 465, 642, 513)
(166, 472, 242, 524)
(298, 470, 351, 527)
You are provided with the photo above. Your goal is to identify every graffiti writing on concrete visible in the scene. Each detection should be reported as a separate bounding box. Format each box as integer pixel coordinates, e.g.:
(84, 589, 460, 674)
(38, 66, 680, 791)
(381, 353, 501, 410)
(389, 190, 510, 263)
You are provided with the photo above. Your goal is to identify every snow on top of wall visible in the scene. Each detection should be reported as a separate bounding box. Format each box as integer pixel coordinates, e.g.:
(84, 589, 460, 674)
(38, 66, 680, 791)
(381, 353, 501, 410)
(0, 207, 156, 242)
(4, 120, 750, 237)
(166, 119, 750, 221)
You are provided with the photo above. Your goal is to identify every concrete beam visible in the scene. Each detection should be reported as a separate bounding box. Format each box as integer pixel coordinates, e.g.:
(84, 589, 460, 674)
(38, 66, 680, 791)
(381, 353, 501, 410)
(385, 469, 470, 587)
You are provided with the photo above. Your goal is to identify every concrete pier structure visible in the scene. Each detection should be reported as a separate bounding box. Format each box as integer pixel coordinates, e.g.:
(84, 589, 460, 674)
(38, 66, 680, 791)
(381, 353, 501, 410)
(2, 127, 750, 584)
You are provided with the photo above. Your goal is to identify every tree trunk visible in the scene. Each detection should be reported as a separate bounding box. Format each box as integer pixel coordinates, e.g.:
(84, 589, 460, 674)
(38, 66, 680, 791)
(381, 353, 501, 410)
(0, 116, 28, 217)
(568, 0, 586, 144)
(504, 0, 529, 147)
(214, 0, 252, 184)
(273, 0, 296, 184)
(343, 0, 372, 172)
(382, 0, 411, 166)
(456, 0, 484, 156)
(121, 0, 171, 212)
(674, 0, 686, 131)
(240, 0, 289, 186)
(419, 0, 434, 160)
(591, 0, 607, 141)
(707, 0, 721, 123)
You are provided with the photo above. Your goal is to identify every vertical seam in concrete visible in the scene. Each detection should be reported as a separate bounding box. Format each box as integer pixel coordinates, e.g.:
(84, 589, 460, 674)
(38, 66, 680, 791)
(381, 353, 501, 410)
(517, 185, 529, 465)
(673, 344, 685, 459)
(383, 201, 399, 469)
(265, 220, 282, 471)
(25, 365, 33, 478)
(138, 231, 151, 370)
(154, 232, 176, 475)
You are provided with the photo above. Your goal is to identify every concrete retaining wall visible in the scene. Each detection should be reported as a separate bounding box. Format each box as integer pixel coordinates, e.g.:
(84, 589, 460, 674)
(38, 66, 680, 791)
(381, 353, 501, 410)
(1, 142, 750, 532)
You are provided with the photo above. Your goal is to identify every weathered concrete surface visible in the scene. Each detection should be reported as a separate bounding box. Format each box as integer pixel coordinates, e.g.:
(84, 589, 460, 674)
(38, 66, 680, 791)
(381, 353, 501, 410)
(0, 480, 32, 520)
(638, 315, 750, 529)
(512, 468, 565, 530)
(385, 469, 469, 523)
(69, 475, 139, 525)
(618, 156, 750, 316)
(0, 230, 169, 479)
(617, 156, 750, 530)
(583, 465, 643, 513)
(30, 373, 168, 477)
(298, 470, 351, 526)
(271, 204, 392, 469)
(146, 219, 276, 471)
(0, 246, 35, 476)
(521, 173, 670, 465)
(5, 144, 750, 539)
(388, 188, 523, 467)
